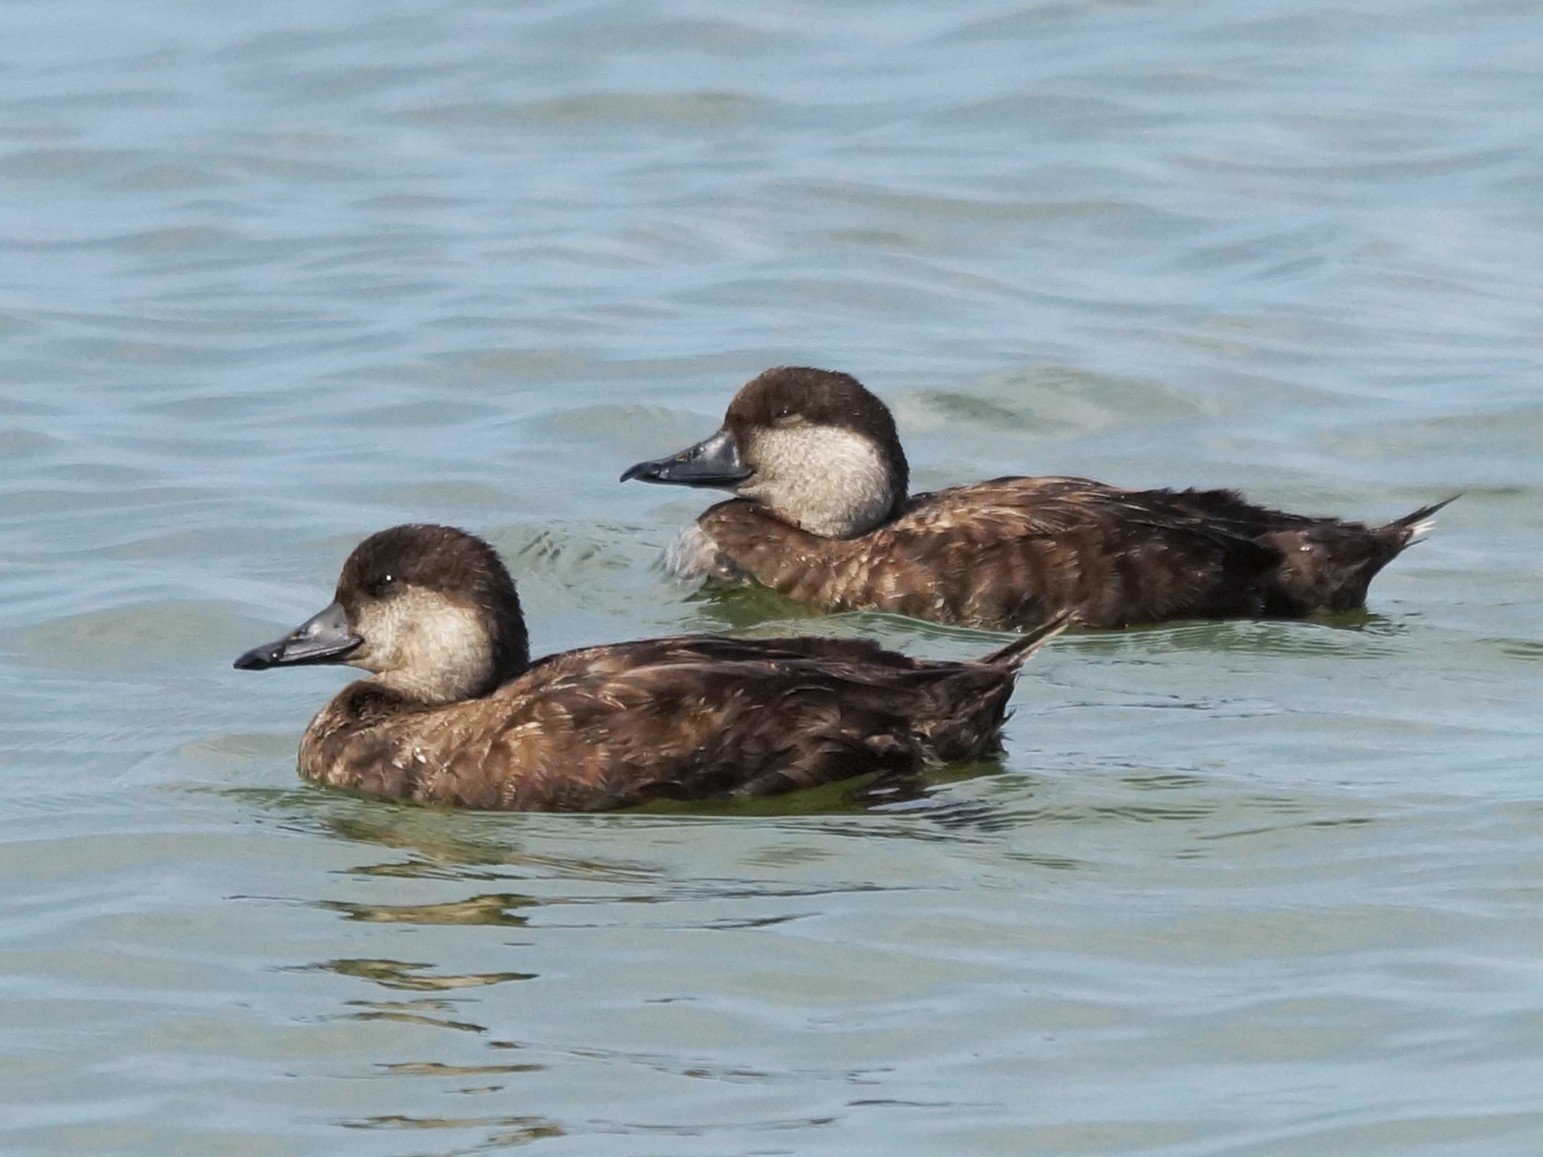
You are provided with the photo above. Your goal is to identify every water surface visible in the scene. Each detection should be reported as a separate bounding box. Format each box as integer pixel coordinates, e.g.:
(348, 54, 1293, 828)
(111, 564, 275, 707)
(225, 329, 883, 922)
(1, 1, 1541, 1154)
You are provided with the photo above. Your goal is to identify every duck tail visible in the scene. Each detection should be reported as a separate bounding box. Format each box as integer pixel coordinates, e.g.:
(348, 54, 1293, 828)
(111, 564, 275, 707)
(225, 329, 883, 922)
(1387, 494, 1460, 544)
(980, 614, 1071, 670)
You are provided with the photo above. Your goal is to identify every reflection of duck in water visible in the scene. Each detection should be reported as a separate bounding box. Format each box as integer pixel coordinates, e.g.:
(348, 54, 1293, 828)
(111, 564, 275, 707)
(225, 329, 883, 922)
(623, 366, 1454, 630)
(235, 524, 1064, 811)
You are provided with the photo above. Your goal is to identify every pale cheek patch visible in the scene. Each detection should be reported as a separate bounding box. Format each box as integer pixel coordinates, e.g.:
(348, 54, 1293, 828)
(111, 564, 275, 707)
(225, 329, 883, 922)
(744, 425, 896, 538)
(355, 588, 494, 703)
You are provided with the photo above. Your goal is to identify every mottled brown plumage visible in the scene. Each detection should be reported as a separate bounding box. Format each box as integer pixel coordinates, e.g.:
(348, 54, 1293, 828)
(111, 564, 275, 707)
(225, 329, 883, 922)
(233, 524, 1063, 811)
(622, 367, 1455, 630)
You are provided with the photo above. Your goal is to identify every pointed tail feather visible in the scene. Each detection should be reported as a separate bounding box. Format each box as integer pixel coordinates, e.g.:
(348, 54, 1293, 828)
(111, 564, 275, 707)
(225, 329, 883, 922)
(1388, 494, 1460, 543)
(981, 614, 1071, 670)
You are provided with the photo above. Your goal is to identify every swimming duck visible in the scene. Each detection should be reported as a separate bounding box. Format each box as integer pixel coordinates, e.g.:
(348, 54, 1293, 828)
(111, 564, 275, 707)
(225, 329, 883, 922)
(621, 366, 1453, 631)
(233, 523, 1064, 811)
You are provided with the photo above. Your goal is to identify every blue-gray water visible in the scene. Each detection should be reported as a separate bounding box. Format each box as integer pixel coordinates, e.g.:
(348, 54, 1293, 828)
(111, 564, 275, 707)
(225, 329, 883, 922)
(2, 1, 1541, 1153)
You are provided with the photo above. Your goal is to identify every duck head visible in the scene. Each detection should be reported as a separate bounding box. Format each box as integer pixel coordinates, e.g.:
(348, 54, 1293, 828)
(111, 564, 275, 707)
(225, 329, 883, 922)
(622, 367, 910, 539)
(234, 524, 531, 704)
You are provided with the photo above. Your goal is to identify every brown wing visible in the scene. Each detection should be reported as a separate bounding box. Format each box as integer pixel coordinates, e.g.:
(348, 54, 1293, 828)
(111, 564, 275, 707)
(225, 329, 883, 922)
(302, 634, 1028, 811)
(700, 479, 1283, 629)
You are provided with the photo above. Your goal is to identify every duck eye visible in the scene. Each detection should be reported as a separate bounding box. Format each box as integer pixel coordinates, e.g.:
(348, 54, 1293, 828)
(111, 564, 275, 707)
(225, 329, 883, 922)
(369, 574, 398, 598)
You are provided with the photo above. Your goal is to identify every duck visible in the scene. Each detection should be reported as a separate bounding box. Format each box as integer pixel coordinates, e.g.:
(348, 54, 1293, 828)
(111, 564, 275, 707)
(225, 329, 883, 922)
(621, 366, 1454, 631)
(232, 523, 1065, 811)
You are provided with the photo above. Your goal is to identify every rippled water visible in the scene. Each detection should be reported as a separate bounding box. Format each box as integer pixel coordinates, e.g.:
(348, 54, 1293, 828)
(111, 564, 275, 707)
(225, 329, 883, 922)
(2, 1, 1541, 1153)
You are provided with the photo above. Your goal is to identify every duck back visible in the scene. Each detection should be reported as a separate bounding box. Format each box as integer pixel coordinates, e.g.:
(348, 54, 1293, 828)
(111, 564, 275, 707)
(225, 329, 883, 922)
(297, 626, 1059, 811)
(692, 480, 1451, 630)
